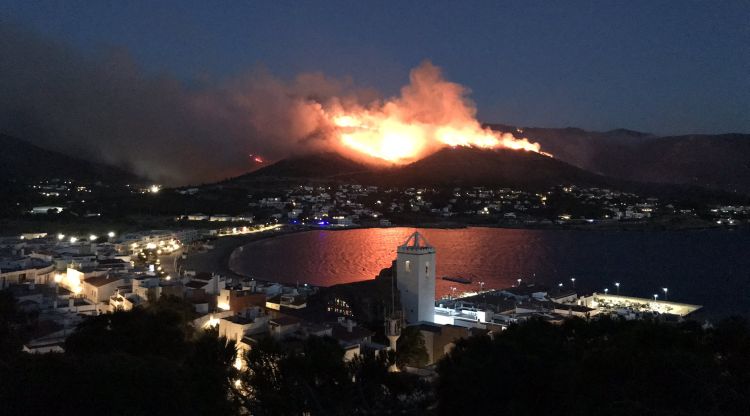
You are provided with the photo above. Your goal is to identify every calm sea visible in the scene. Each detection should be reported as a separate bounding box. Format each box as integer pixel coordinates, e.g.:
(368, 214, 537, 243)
(229, 227, 750, 318)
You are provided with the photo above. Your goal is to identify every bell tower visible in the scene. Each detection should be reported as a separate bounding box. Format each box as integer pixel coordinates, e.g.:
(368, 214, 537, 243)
(396, 231, 436, 323)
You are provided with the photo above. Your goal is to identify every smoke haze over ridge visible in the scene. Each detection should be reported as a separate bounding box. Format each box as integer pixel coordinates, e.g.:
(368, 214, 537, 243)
(0, 24, 381, 185)
(2, 24, 498, 184)
(3, 17, 747, 187)
(2, 23, 539, 185)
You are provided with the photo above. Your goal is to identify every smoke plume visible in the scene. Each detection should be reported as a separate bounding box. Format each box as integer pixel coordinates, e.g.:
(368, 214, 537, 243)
(0, 24, 537, 185)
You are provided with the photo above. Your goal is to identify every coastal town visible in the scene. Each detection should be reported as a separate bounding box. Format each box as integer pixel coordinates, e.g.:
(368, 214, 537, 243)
(240, 182, 748, 227)
(3, 3, 750, 413)
(9, 177, 750, 232)
(2, 226, 702, 367)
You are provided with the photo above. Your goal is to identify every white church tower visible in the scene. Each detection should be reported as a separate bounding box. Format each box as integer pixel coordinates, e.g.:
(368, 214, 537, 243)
(396, 231, 436, 324)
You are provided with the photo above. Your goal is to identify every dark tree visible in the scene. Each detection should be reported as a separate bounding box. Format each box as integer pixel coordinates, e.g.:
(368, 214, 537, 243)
(396, 325, 429, 368)
(0, 290, 22, 357)
(0, 300, 238, 416)
(65, 307, 189, 358)
(436, 317, 750, 416)
(241, 335, 432, 415)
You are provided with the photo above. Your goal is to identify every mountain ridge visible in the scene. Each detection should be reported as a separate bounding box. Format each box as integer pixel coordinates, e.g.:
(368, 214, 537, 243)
(486, 124, 750, 193)
(4, 126, 749, 194)
(0, 133, 142, 184)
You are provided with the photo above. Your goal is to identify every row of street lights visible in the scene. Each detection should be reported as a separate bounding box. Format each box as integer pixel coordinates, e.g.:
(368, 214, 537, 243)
(601, 284, 669, 301)
(519, 277, 671, 302)
(516, 277, 577, 289)
(57, 231, 117, 244)
(550, 277, 577, 291)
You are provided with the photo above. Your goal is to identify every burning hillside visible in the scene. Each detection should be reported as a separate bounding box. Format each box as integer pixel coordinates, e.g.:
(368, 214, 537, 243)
(0, 21, 548, 185)
(320, 62, 546, 164)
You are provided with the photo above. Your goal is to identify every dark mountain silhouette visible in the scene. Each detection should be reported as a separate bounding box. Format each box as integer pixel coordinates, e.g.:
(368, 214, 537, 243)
(487, 124, 750, 193)
(236, 146, 616, 190)
(347, 146, 612, 189)
(0, 134, 141, 183)
(234, 152, 373, 181)
(231, 146, 745, 204)
(6, 124, 748, 195)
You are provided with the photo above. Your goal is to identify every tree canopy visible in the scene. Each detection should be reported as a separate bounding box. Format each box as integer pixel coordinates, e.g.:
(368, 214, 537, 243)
(3, 288, 749, 416)
(0, 296, 238, 415)
(240, 335, 432, 415)
(436, 317, 750, 416)
(396, 325, 429, 368)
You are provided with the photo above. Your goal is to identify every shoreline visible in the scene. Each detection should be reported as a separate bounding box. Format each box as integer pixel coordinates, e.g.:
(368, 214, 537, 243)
(181, 223, 749, 282)
(178, 224, 748, 320)
(180, 226, 307, 280)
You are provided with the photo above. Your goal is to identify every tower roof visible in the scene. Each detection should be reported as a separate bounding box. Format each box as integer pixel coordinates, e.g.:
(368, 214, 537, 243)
(398, 231, 435, 253)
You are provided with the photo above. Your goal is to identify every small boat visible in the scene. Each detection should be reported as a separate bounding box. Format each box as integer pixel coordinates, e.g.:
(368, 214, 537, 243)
(442, 276, 472, 284)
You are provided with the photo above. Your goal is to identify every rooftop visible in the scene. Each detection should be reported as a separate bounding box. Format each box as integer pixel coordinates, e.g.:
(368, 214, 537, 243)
(501, 283, 549, 297)
(331, 324, 374, 343)
(185, 280, 208, 289)
(416, 321, 443, 333)
(97, 258, 127, 265)
(84, 274, 124, 287)
(224, 315, 260, 325)
(397, 231, 435, 253)
(270, 315, 301, 326)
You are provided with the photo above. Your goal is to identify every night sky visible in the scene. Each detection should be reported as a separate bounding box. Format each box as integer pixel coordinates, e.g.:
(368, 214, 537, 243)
(4, 1, 748, 134)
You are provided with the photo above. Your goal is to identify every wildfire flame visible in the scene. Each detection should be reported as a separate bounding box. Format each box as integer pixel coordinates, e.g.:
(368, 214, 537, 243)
(323, 61, 546, 164)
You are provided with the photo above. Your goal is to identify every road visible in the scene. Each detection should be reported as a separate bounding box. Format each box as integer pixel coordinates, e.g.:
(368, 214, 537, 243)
(160, 248, 183, 279)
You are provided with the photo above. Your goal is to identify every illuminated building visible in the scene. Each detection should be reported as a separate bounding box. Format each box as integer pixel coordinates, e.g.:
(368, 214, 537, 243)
(396, 231, 436, 323)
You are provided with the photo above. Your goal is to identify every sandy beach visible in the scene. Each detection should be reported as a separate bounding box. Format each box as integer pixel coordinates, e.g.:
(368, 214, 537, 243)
(179, 226, 303, 279)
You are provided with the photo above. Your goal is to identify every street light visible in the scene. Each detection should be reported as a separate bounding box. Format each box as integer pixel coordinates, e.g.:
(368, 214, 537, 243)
(108, 231, 116, 238)
(89, 235, 97, 241)
(662, 287, 668, 301)
(604, 288, 609, 294)
(653, 294, 659, 301)
(69, 237, 77, 243)
(558, 282, 563, 290)
(570, 277, 576, 287)
(517, 278, 522, 287)
(615, 282, 620, 295)
(57, 233, 65, 241)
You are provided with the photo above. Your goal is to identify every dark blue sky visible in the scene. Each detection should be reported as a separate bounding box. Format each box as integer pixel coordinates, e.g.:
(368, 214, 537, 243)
(3, 0, 749, 134)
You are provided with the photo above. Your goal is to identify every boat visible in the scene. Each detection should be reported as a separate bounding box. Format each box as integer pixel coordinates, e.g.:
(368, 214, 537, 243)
(442, 276, 472, 284)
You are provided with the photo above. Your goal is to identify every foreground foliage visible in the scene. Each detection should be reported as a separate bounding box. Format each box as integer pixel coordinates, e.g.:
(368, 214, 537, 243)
(241, 335, 433, 415)
(396, 325, 430, 368)
(2, 289, 749, 416)
(0, 296, 238, 415)
(436, 317, 750, 416)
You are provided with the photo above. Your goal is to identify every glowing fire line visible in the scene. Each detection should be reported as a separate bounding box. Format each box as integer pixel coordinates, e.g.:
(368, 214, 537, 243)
(332, 113, 544, 163)
(324, 62, 548, 163)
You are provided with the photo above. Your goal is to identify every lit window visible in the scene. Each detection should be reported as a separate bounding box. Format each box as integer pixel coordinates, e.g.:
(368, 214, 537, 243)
(405, 260, 411, 273)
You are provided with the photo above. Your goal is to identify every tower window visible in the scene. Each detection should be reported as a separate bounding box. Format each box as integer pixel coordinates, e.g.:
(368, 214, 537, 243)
(405, 260, 411, 273)
(425, 262, 430, 275)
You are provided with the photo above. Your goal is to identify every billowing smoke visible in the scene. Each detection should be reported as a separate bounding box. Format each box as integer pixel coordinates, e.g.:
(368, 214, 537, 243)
(0, 24, 539, 185)
(325, 62, 541, 164)
(0, 24, 368, 184)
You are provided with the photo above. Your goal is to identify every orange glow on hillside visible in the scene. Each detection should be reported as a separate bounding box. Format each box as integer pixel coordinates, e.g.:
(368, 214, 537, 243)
(324, 61, 546, 163)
